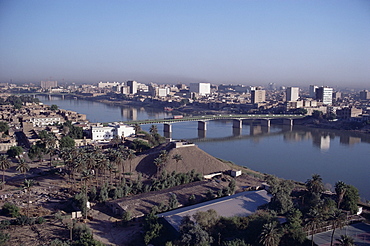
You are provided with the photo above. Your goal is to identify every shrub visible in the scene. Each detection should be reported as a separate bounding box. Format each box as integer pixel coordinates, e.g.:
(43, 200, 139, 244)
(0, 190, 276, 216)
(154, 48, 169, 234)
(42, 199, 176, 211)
(2, 202, 20, 217)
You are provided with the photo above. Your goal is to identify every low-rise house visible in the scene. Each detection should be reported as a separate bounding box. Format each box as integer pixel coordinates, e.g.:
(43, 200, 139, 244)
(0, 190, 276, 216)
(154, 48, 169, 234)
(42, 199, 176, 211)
(91, 124, 135, 141)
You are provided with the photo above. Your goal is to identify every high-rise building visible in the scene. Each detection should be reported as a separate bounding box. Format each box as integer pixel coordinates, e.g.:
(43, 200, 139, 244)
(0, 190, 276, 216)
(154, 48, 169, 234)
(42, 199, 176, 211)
(126, 80, 138, 94)
(189, 82, 210, 96)
(316, 86, 333, 105)
(360, 90, 370, 100)
(309, 85, 318, 98)
(286, 87, 299, 101)
(40, 80, 57, 89)
(251, 89, 266, 104)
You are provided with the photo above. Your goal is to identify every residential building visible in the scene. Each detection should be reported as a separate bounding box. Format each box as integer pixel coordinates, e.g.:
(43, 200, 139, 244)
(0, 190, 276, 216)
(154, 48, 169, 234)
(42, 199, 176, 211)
(336, 107, 362, 119)
(189, 82, 210, 96)
(286, 87, 299, 101)
(316, 86, 333, 105)
(98, 81, 121, 88)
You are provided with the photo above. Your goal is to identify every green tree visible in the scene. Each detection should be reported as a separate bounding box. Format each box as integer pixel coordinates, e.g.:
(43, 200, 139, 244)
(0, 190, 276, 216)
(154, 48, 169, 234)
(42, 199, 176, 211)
(193, 209, 219, 232)
(168, 193, 179, 210)
(335, 181, 347, 209)
(59, 136, 75, 148)
(329, 210, 346, 246)
(306, 174, 324, 194)
(172, 154, 183, 172)
(180, 216, 213, 246)
(2, 202, 20, 217)
(259, 222, 281, 246)
(0, 154, 11, 185)
(0, 122, 9, 133)
(149, 124, 158, 135)
(23, 179, 34, 217)
(341, 184, 359, 214)
(335, 235, 355, 246)
(16, 158, 29, 177)
(6, 146, 23, 158)
(50, 104, 58, 111)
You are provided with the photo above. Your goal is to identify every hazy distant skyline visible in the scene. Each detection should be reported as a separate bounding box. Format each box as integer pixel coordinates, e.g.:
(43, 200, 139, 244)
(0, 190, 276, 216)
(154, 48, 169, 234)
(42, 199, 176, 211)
(1, 0, 369, 88)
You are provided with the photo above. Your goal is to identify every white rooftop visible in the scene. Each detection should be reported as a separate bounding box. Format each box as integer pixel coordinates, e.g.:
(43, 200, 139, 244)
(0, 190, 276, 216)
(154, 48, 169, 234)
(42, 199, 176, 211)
(158, 190, 271, 231)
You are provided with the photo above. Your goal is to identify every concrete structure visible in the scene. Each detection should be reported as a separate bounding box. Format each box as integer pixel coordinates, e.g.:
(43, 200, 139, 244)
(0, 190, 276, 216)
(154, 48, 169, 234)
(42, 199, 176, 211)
(286, 87, 299, 101)
(91, 124, 135, 141)
(158, 190, 271, 231)
(251, 89, 266, 104)
(28, 116, 64, 127)
(98, 81, 121, 88)
(190, 82, 211, 96)
(316, 86, 333, 105)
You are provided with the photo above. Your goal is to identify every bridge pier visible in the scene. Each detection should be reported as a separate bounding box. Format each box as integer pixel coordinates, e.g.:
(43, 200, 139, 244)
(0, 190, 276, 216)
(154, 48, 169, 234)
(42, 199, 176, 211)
(283, 118, 293, 126)
(164, 123, 172, 133)
(198, 130, 206, 139)
(232, 119, 242, 129)
(261, 119, 271, 127)
(232, 127, 241, 136)
(198, 121, 207, 131)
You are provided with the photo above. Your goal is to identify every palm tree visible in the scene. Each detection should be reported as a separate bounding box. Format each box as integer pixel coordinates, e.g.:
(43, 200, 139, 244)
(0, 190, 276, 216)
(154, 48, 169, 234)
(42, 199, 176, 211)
(172, 154, 183, 172)
(16, 158, 30, 178)
(81, 169, 93, 220)
(154, 157, 163, 177)
(306, 174, 324, 194)
(330, 210, 347, 246)
(305, 209, 323, 246)
(23, 179, 34, 217)
(0, 154, 11, 185)
(335, 181, 347, 209)
(336, 235, 355, 246)
(149, 124, 158, 134)
(126, 149, 136, 177)
(133, 124, 141, 135)
(259, 222, 281, 246)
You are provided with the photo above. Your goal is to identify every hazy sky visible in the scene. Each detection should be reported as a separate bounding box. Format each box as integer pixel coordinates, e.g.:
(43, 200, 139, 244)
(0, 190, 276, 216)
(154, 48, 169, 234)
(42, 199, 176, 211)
(0, 0, 369, 88)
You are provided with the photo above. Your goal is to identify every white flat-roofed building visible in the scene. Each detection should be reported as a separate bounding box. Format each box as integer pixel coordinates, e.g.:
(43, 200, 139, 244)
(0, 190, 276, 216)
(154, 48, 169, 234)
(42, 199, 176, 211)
(190, 82, 211, 96)
(91, 124, 135, 141)
(286, 87, 299, 101)
(28, 116, 64, 127)
(158, 190, 271, 232)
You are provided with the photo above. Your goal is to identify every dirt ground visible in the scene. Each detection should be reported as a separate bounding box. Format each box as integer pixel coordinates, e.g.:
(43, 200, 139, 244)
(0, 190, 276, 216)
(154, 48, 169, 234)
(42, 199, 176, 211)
(0, 147, 266, 245)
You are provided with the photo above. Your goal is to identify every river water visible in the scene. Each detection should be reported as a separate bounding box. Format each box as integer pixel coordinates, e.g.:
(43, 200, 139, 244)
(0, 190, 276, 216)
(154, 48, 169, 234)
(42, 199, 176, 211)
(38, 96, 370, 201)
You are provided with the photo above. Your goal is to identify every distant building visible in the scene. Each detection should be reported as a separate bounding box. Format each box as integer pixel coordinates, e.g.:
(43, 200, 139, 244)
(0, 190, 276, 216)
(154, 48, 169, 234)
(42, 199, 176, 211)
(316, 87, 333, 105)
(309, 85, 318, 98)
(189, 82, 210, 96)
(98, 81, 121, 88)
(40, 80, 57, 89)
(251, 89, 266, 104)
(332, 91, 342, 100)
(336, 107, 362, 119)
(360, 90, 370, 100)
(91, 124, 135, 141)
(126, 80, 138, 94)
(286, 87, 299, 101)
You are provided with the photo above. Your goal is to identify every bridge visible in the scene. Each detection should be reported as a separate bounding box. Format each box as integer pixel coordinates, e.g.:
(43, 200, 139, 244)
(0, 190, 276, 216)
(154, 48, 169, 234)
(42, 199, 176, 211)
(120, 114, 305, 138)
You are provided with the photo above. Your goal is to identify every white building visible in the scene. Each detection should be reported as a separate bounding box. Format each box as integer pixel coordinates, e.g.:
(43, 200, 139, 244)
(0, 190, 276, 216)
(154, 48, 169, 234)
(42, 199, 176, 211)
(189, 82, 211, 96)
(286, 87, 299, 101)
(316, 87, 333, 105)
(127, 81, 138, 94)
(98, 81, 121, 88)
(91, 124, 135, 141)
(309, 85, 318, 98)
(29, 116, 64, 127)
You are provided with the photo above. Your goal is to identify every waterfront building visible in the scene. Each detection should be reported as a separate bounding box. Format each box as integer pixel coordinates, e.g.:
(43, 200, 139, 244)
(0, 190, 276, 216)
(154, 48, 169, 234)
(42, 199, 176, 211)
(90, 124, 135, 141)
(251, 89, 266, 104)
(189, 82, 210, 96)
(316, 86, 333, 105)
(309, 85, 318, 98)
(126, 80, 138, 94)
(286, 87, 299, 101)
(98, 81, 121, 88)
(336, 107, 363, 119)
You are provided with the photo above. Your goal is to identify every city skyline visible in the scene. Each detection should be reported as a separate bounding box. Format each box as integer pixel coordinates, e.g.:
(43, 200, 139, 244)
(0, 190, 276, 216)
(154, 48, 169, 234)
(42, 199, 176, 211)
(0, 0, 369, 88)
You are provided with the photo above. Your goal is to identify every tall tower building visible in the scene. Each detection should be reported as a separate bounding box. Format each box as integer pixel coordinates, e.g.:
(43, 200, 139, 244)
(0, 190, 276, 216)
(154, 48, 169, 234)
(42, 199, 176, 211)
(40, 80, 57, 89)
(360, 90, 370, 100)
(309, 85, 318, 98)
(126, 80, 138, 94)
(286, 87, 299, 101)
(316, 86, 333, 105)
(251, 89, 266, 104)
(189, 82, 210, 96)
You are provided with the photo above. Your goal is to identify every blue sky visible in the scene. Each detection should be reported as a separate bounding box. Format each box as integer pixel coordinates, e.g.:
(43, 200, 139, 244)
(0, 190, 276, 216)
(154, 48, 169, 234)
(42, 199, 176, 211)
(0, 0, 369, 88)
